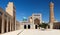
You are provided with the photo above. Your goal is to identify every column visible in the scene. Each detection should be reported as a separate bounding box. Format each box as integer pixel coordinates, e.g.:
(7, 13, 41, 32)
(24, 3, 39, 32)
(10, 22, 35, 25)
(50, 23, 53, 29)
(1, 13, 4, 33)
(11, 20, 13, 31)
(15, 18, 16, 30)
(6, 17, 8, 32)
(46, 26, 48, 29)
(10, 19, 11, 31)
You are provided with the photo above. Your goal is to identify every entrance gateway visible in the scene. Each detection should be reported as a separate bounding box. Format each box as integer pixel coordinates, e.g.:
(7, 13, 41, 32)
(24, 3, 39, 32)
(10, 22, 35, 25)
(24, 25, 31, 29)
(35, 25, 38, 29)
(24, 24, 40, 29)
(24, 25, 26, 29)
(28, 25, 30, 29)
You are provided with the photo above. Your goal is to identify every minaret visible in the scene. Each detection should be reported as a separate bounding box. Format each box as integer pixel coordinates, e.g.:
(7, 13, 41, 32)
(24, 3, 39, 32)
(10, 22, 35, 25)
(49, 2, 55, 23)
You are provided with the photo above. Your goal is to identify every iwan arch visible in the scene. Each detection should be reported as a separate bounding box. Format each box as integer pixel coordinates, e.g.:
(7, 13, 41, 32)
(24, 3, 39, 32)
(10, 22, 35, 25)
(20, 13, 42, 29)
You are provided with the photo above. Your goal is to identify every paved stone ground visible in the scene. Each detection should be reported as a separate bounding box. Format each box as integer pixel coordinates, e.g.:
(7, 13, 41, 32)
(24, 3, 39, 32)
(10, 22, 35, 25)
(1, 29, 24, 35)
(19, 29, 60, 35)
(1, 29, 60, 35)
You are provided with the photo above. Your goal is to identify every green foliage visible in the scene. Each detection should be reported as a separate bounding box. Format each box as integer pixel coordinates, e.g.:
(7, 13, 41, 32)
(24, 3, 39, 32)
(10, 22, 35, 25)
(38, 23, 48, 29)
(41, 23, 48, 29)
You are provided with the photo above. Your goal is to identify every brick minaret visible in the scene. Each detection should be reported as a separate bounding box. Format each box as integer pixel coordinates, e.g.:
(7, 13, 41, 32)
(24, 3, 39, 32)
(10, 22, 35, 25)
(49, 2, 55, 23)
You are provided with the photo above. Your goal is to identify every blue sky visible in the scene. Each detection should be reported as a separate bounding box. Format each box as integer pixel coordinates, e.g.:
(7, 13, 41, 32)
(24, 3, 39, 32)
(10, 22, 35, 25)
(0, 0, 60, 23)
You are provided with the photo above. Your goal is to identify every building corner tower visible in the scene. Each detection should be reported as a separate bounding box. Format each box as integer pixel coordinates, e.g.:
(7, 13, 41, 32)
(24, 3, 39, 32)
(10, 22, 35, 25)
(6, 2, 16, 31)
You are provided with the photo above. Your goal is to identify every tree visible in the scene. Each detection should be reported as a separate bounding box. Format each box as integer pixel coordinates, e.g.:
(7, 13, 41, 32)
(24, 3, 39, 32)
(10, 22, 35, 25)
(41, 23, 48, 29)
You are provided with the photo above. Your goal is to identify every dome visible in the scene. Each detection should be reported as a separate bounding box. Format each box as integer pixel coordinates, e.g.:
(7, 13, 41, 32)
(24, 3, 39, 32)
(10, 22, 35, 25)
(23, 17, 27, 21)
